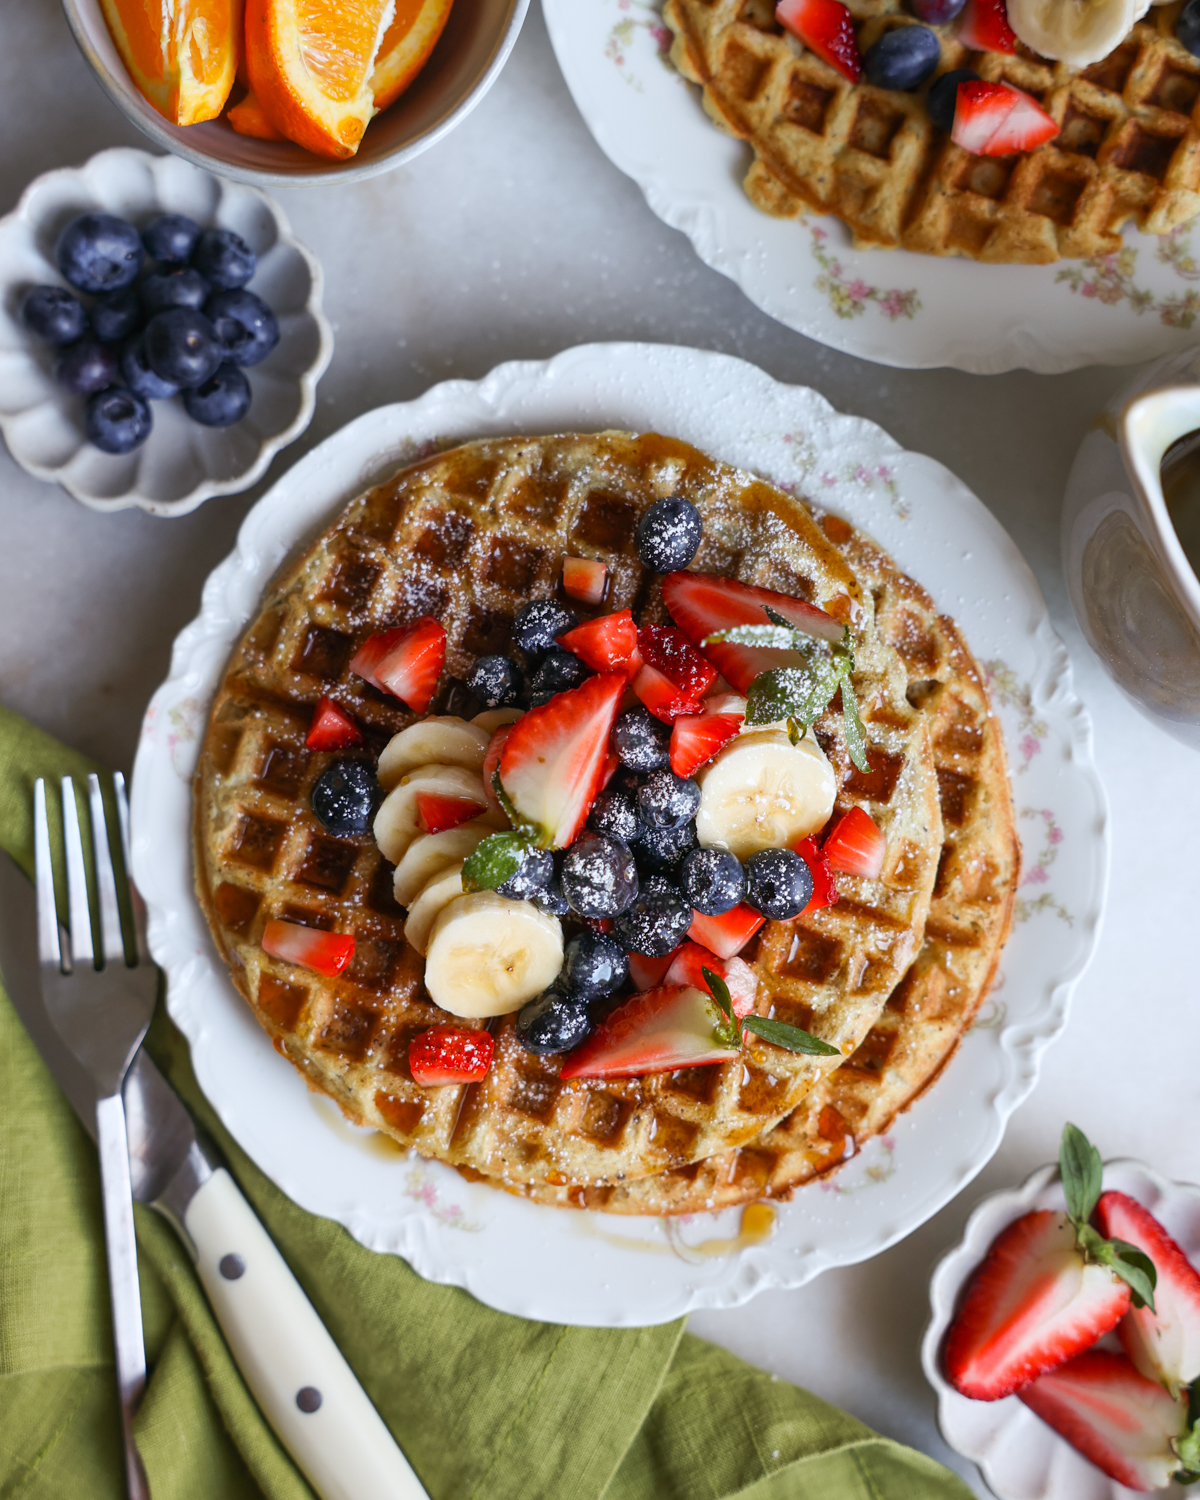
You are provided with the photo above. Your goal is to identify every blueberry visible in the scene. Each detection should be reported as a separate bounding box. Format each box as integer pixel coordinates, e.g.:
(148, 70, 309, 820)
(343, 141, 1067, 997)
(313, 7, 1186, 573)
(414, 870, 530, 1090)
(54, 340, 118, 395)
(465, 654, 523, 709)
(745, 848, 813, 921)
(613, 875, 692, 957)
(434, 675, 482, 719)
(533, 869, 571, 917)
(561, 832, 639, 918)
(142, 267, 211, 317)
(613, 704, 671, 773)
(632, 818, 698, 876)
(55, 213, 144, 295)
(21, 285, 87, 345)
(516, 987, 593, 1055)
(588, 788, 639, 844)
(183, 363, 251, 427)
(496, 845, 554, 902)
(529, 650, 590, 706)
(90, 287, 142, 344)
(680, 847, 746, 917)
(206, 287, 280, 368)
(310, 759, 378, 837)
(562, 931, 630, 1002)
(909, 0, 965, 22)
(637, 768, 701, 831)
(85, 387, 152, 455)
(635, 496, 703, 573)
(142, 213, 201, 264)
(1179, 0, 1200, 54)
(119, 333, 180, 400)
(191, 227, 256, 289)
(927, 68, 978, 133)
(512, 598, 579, 657)
(863, 25, 940, 90)
(145, 307, 222, 388)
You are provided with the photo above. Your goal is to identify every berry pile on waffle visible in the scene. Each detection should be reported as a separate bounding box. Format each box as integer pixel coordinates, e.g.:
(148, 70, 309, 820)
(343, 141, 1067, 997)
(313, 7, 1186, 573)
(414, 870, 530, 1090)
(194, 430, 1015, 1208)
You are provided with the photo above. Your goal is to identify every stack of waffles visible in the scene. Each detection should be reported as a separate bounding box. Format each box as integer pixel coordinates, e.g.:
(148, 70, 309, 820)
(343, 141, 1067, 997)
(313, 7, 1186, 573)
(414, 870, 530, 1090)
(194, 432, 1018, 1214)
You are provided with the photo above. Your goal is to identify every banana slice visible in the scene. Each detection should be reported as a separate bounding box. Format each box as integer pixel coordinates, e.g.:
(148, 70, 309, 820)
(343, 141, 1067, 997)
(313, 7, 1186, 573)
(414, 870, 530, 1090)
(403, 862, 470, 957)
(695, 729, 836, 860)
(473, 707, 523, 735)
(377, 717, 491, 790)
(373, 764, 503, 864)
(423, 891, 564, 1018)
(1006, 0, 1138, 68)
(393, 820, 496, 906)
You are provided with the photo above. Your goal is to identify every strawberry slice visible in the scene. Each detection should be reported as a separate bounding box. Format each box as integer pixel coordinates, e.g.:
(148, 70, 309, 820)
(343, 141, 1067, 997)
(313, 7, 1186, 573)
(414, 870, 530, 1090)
(306, 696, 363, 751)
(348, 627, 406, 690)
(688, 904, 765, 960)
(631, 663, 705, 724)
(262, 919, 356, 977)
(943, 1209, 1132, 1401)
(628, 948, 682, 991)
(416, 791, 486, 835)
(558, 608, 639, 674)
(665, 942, 757, 1017)
(1096, 1191, 1200, 1393)
(562, 556, 608, 607)
(638, 624, 718, 700)
(560, 984, 737, 1079)
(823, 807, 886, 879)
(796, 835, 839, 914)
(669, 711, 742, 778)
(951, 80, 1018, 154)
(482, 724, 512, 817)
(776, 0, 862, 80)
(1018, 1350, 1191, 1491)
(958, 0, 1017, 53)
(351, 617, 446, 713)
(498, 671, 626, 849)
(408, 1024, 494, 1086)
(983, 89, 1058, 156)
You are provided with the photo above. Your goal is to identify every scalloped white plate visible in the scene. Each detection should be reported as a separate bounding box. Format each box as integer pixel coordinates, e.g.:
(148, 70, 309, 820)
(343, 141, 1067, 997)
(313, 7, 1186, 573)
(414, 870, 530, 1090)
(130, 342, 1108, 1326)
(923, 1160, 1200, 1499)
(544, 0, 1200, 375)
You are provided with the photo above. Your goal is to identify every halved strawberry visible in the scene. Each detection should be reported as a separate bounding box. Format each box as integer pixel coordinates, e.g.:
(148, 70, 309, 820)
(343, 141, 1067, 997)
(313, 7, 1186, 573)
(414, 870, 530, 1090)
(351, 617, 445, 713)
(306, 696, 363, 751)
(638, 624, 718, 700)
(796, 835, 839, 914)
(558, 608, 638, 674)
(776, 0, 862, 80)
(408, 1024, 494, 1086)
(262, 919, 356, 977)
(951, 80, 1018, 155)
(665, 942, 757, 1017)
(348, 627, 406, 690)
(482, 724, 512, 818)
(958, 0, 1016, 53)
(600, 749, 620, 790)
(631, 663, 705, 724)
(669, 712, 742, 778)
(983, 89, 1058, 156)
(823, 807, 885, 879)
(1096, 1191, 1200, 1393)
(560, 984, 737, 1079)
(498, 672, 626, 848)
(1018, 1350, 1190, 1492)
(943, 1210, 1132, 1401)
(416, 791, 486, 835)
(562, 556, 608, 607)
(688, 904, 765, 960)
(628, 948, 681, 992)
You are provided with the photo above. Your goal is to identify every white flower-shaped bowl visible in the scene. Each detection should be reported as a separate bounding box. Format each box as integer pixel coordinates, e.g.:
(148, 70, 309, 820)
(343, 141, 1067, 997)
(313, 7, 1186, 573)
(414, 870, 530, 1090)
(922, 1159, 1200, 1500)
(0, 147, 333, 516)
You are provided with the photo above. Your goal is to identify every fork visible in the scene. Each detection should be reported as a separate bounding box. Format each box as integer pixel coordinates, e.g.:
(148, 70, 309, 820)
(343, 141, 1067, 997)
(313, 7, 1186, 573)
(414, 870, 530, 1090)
(35, 773, 157, 1500)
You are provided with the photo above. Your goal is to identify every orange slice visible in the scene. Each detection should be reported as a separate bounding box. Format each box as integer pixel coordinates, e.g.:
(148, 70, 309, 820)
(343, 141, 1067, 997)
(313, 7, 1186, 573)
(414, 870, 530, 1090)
(371, 0, 454, 111)
(245, 0, 395, 159)
(227, 88, 285, 139)
(100, 0, 240, 125)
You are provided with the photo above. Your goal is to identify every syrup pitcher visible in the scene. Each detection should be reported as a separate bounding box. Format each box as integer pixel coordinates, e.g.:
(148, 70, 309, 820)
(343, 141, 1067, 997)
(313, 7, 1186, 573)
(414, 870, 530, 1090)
(1064, 347, 1200, 749)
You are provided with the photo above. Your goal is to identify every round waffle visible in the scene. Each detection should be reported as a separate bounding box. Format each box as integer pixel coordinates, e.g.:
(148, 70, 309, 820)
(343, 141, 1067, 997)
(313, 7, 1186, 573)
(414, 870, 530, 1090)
(194, 432, 943, 1189)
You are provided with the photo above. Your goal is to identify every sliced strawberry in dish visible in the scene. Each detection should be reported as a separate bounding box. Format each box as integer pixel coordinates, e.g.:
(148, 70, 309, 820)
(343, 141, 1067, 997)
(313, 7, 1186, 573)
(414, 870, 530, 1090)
(669, 712, 742, 778)
(631, 663, 705, 724)
(958, 0, 1017, 53)
(688, 904, 765, 960)
(600, 749, 621, 790)
(560, 985, 738, 1079)
(558, 608, 638, 674)
(416, 791, 486, 835)
(306, 696, 363, 751)
(561, 556, 608, 607)
(823, 806, 886, 878)
(262, 919, 356, 977)
(638, 624, 718, 700)
(351, 617, 446, 713)
(628, 948, 681, 992)
(796, 835, 839, 914)
(1095, 1190, 1200, 1392)
(702, 691, 747, 717)
(951, 80, 1018, 154)
(776, 0, 862, 80)
(983, 89, 1058, 156)
(349, 626, 406, 690)
(665, 942, 757, 1017)
(482, 724, 512, 817)
(408, 1024, 494, 1086)
(943, 1209, 1132, 1401)
(498, 671, 626, 849)
(1018, 1349, 1191, 1492)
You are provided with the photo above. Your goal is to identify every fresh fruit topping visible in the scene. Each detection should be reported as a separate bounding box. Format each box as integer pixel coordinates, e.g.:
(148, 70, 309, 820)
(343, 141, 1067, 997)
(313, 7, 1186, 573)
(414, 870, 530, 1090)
(927, 67, 980, 132)
(687, 903, 765, 960)
(632, 663, 705, 724)
(393, 821, 494, 907)
(423, 890, 565, 1016)
(351, 617, 446, 713)
(1018, 1350, 1198, 1491)
(588, 787, 640, 844)
(375, 765, 498, 864)
(637, 768, 702, 831)
(1006, 0, 1134, 65)
(694, 729, 837, 860)
(184, 364, 252, 427)
(558, 609, 639, 674)
(796, 835, 839, 914)
(958, 0, 1017, 51)
(142, 267, 211, 316)
(206, 288, 280, 367)
(628, 949, 680, 990)
(408, 1025, 494, 1086)
(466, 654, 524, 709)
(745, 847, 815, 920)
(612, 874, 693, 957)
(481, 725, 512, 817)
(99, 0, 237, 123)
(613, 704, 673, 772)
(562, 931, 630, 1001)
(529, 650, 591, 707)
(56, 213, 144, 295)
(517, 986, 594, 1055)
(679, 846, 747, 916)
(701, 965, 839, 1056)
(1179, 0, 1200, 55)
(120, 334, 180, 401)
(56, 340, 118, 396)
(560, 983, 735, 1078)
(20, 286, 88, 346)
(91, 287, 142, 344)
(952, 80, 1032, 155)
(144, 307, 222, 388)
(664, 942, 756, 1016)
(776, 0, 863, 80)
(404, 863, 469, 955)
(513, 598, 580, 657)
(262, 919, 355, 976)
(491, 843, 553, 902)
(634, 496, 703, 573)
(307, 697, 363, 752)
(561, 831, 640, 918)
(823, 806, 886, 879)
(371, 0, 456, 109)
(416, 791, 486, 836)
(85, 389, 153, 456)
(311, 759, 379, 837)
(1095, 1191, 1200, 1393)
(142, 214, 201, 264)
(192, 228, 256, 290)
(639, 624, 719, 701)
(633, 818, 699, 876)
(980, 87, 1060, 156)
(670, 712, 742, 779)
(533, 867, 571, 917)
(562, 556, 609, 607)
(910, 0, 966, 22)
(863, 25, 940, 89)
(377, 717, 489, 787)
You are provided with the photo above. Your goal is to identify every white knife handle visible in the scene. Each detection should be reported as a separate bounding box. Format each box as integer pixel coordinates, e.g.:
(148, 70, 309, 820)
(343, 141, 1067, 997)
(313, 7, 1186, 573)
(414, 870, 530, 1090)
(184, 1168, 428, 1500)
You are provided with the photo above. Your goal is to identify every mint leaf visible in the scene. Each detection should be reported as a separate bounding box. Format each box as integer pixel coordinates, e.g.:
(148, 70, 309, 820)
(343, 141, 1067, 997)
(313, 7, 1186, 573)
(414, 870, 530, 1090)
(462, 831, 531, 893)
(704, 623, 800, 651)
(1060, 1122, 1104, 1226)
(837, 671, 869, 773)
(742, 1015, 840, 1056)
(701, 966, 734, 1022)
(745, 662, 840, 730)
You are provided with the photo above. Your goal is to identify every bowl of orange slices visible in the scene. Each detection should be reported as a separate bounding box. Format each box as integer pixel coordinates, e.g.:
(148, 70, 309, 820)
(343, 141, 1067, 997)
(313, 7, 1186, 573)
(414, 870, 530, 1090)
(61, 0, 529, 185)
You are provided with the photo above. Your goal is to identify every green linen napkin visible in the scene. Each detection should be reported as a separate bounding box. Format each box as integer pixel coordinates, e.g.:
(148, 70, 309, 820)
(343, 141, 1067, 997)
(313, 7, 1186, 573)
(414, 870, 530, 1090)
(0, 703, 973, 1500)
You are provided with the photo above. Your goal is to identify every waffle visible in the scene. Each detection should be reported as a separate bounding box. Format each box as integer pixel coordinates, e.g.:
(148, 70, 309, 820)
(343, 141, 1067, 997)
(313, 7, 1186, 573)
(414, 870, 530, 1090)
(665, 0, 1200, 263)
(194, 432, 943, 1190)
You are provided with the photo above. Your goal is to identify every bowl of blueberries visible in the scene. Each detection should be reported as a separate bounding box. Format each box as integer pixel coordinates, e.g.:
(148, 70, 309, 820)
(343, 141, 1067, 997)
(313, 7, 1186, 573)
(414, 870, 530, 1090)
(0, 146, 332, 515)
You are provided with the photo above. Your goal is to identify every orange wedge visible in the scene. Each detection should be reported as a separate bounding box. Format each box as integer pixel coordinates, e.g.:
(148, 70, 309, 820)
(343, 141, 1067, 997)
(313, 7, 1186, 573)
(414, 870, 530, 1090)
(227, 88, 285, 139)
(100, 0, 241, 125)
(371, 0, 454, 111)
(245, 0, 395, 159)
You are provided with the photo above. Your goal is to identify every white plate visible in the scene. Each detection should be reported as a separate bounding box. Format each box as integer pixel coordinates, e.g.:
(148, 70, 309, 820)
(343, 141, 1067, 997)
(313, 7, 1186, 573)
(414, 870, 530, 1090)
(543, 0, 1200, 375)
(130, 341, 1107, 1327)
(923, 1160, 1200, 1499)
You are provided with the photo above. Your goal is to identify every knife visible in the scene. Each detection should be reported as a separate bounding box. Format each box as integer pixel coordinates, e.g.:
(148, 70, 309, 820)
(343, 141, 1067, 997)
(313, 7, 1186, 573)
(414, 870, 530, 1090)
(0, 852, 428, 1500)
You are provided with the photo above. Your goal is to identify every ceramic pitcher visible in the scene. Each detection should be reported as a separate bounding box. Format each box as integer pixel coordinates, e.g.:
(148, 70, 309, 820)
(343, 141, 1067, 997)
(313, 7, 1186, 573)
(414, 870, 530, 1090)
(1063, 346, 1200, 749)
